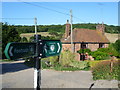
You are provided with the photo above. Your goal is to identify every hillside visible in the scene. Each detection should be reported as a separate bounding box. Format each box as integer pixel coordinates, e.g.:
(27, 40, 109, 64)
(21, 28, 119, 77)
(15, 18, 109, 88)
(105, 33, 119, 43)
(20, 32, 119, 43)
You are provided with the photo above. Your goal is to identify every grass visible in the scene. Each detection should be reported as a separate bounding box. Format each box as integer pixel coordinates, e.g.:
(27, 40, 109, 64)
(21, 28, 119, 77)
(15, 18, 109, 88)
(0, 59, 14, 62)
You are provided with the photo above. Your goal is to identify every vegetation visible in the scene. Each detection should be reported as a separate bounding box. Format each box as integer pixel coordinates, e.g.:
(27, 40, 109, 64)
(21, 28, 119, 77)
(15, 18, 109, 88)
(25, 50, 90, 71)
(92, 60, 120, 80)
(77, 40, 120, 60)
(77, 48, 91, 54)
(114, 40, 120, 57)
(2, 23, 21, 59)
(89, 51, 110, 60)
(2, 22, 120, 35)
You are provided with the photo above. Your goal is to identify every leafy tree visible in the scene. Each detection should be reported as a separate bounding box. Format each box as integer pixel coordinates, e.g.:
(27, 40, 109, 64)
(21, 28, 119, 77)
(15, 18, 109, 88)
(114, 39, 120, 57)
(20, 37, 28, 42)
(2, 23, 21, 59)
(29, 36, 34, 42)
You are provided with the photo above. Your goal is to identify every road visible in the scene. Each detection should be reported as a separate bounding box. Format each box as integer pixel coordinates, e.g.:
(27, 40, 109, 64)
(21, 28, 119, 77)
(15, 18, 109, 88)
(1, 61, 119, 89)
(2, 60, 34, 88)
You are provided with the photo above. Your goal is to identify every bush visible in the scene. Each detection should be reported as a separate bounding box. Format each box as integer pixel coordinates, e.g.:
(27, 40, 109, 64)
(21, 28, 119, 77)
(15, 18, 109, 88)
(59, 50, 90, 70)
(59, 50, 75, 67)
(92, 60, 120, 80)
(89, 51, 110, 60)
(41, 50, 90, 71)
(77, 48, 91, 54)
(70, 61, 89, 70)
(86, 60, 102, 68)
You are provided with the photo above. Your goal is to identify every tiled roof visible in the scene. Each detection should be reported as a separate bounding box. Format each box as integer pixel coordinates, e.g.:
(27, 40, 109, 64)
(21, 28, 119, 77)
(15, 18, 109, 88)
(61, 28, 109, 43)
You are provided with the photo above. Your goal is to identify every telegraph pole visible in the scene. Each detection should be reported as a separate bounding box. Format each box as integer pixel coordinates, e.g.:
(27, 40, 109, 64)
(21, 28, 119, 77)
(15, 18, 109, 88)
(34, 17, 41, 89)
(70, 9, 74, 53)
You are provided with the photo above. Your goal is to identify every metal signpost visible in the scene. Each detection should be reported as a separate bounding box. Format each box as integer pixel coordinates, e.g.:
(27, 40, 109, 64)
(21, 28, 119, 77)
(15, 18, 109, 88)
(4, 38, 62, 89)
(4, 18, 62, 90)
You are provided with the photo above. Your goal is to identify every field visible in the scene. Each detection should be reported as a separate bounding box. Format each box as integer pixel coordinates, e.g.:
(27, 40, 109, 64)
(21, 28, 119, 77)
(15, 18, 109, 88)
(20, 32, 119, 43)
(105, 33, 119, 43)
(20, 32, 51, 40)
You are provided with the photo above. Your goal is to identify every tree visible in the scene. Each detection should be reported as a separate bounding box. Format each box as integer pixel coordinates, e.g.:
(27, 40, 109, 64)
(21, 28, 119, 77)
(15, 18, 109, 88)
(20, 37, 28, 42)
(114, 39, 120, 57)
(2, 23, 21, 59)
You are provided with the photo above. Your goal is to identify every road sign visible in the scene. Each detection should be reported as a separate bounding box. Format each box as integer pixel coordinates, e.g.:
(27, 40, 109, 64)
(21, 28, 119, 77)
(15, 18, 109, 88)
(4, 40, 62, 60)
(41, 40, 62, 58)
(4, 42, 36, 60)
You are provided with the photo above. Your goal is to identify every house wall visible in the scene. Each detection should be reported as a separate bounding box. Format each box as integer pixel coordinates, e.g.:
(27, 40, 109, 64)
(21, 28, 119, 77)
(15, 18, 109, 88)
(104, 44, 109, 48)
(62, 44, 72, 52)
(62, 43, 109, 61)
(74, 44, 81, 52)
(88, 44, 99, 51)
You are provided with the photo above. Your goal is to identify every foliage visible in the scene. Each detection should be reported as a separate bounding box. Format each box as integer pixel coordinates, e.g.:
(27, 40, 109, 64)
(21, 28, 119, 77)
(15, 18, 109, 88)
(88, 42, 120, 60)
(86, 60, 113, 68)
(86, 60, 102, 68)
(59, 50, 89, 70)
(29, 36, 34, 42)
(77, 48, 91, 54)
(69, 61, 90, 70)
(89, 51, 110, 60)
(40, 50, 90, 71)
(99, 44, 119, 57)
(114, 40, 120, 57)
(2, 23, 21, 59)
(24, 57, 35, 67)
(3, 23, 119, 34)
(20, 37, 28, 42)
(59, 50, 75, 67)
(92, 60, 120, 80)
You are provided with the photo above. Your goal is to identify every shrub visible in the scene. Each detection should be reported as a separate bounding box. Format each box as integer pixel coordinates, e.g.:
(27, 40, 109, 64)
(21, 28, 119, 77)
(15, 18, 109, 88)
(41, 56, 59, 68)
(59, 50, 90, 70)
(59, 50, 75, 67)
(77, 48, 91, 54)
(86, 60, 102, 68)
(92, 60, 120, 80)
(70, 61, 89, 70)
(89, 51, 110, 60)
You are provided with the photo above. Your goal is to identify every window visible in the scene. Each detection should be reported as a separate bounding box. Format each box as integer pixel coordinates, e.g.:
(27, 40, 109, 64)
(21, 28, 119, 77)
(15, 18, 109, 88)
(81, 43, 88, 49)
(99, 43, 104, 48)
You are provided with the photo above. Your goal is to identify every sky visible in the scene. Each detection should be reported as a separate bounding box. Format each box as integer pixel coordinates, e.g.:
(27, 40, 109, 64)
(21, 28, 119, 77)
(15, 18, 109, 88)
(1, 1, 119, 26)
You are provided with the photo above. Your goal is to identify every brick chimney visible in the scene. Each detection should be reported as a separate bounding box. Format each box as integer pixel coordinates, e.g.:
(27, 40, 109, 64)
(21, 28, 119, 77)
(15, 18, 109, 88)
(96, 22, 105, 35)
(65, 20, 71, 39)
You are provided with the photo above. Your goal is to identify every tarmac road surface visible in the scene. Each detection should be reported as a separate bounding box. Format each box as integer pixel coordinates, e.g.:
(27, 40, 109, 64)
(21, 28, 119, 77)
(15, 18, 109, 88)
(1, 60, 119, 89)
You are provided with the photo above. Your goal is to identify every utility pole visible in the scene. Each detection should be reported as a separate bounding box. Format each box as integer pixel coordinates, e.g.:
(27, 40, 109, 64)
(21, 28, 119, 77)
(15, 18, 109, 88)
(35, 17, 37, 40)
(34, 17, 41, 89)
(70, 9, 74, 53)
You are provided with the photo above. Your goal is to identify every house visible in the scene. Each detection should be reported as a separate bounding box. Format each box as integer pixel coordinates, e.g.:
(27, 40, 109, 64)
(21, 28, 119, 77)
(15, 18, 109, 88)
(61, 20, 110, 61)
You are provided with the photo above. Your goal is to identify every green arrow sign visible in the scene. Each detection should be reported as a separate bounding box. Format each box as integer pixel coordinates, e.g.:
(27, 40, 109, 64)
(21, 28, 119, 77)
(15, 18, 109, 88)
(41, 40, 62, 58)
(4, 42, 36, 60)
(4, 40, 62, 60)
